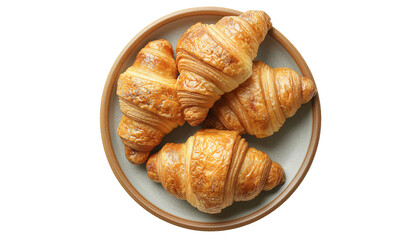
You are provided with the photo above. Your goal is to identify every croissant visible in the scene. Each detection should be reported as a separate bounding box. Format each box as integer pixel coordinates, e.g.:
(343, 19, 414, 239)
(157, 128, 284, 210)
(116, 39, 185, 165)
(175, 10, 272, 126)
(203, 61, 317, 138)
(146, 129, 285, 214)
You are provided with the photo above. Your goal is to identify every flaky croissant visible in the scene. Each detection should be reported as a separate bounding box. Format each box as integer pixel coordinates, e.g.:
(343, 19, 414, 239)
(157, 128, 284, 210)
(146, 129, 285, 214)
(204, 61, 317, 138)
(175, 11, 272, 126)
(116, 39, 185, 165)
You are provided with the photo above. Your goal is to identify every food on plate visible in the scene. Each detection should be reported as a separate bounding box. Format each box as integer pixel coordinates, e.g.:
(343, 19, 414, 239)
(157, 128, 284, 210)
(204, 60, 316, 138)
(175, 10, 272, 126)
(146, 129, 285, 214)
(116, 39, 185, 164)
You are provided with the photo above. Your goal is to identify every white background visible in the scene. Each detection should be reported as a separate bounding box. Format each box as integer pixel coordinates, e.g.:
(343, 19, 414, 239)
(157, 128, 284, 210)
(1, 0, 414, 239)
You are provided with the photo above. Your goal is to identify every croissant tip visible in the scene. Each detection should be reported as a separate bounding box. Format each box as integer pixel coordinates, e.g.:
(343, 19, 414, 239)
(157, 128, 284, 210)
(145, 39, 174, 58)
(241, 10, 272, 29)
(301, 76, 317, 104)
(146, 152, 160, 182)
(263, 161, 285, 191)
(183, 106, 210, 126)
(124, 146, 149, 165)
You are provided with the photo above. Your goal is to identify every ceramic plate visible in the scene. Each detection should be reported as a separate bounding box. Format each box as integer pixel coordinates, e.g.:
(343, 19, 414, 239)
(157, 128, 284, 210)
(101, 7, 321, 231)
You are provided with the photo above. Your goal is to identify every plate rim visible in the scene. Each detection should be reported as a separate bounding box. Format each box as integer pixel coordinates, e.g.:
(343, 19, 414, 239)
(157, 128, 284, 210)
(100, 6, 321, 231)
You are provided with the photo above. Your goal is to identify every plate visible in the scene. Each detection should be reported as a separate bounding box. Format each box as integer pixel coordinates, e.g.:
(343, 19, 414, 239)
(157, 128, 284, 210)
(100, 7, 321, 231)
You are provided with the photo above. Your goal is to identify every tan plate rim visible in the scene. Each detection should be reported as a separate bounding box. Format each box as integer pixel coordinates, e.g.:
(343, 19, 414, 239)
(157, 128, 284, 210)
(100, 6, 321, 231)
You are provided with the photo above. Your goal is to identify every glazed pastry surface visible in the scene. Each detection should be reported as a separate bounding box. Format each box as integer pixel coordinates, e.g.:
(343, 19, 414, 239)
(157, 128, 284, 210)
(146, 129, 285, 214)
(117, 39, 184, 164)
(204, 61, 317, 138)
(176, 11, 272, 126)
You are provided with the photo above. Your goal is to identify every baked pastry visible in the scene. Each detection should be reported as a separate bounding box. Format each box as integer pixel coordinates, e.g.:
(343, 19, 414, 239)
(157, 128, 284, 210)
(176, 10, 272, 126)
(204, 61, 317, 138)
(146, 129, 285, 214)
(116, 39, 185, 165)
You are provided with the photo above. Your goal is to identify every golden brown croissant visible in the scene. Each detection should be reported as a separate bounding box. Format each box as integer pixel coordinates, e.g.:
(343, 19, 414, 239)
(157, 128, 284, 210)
(176, 11, 272, 126)
(116, 39, 185, 165)
(146, 129, 285, 214)
(203, 61, 317, 138)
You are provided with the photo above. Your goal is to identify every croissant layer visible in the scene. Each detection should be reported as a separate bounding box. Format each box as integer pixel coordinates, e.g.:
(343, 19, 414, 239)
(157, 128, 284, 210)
(146, 129, 285, 214)
(116, 39, 184, 165)
(176, 11, 272, 126)
(204, 61, 317, 138)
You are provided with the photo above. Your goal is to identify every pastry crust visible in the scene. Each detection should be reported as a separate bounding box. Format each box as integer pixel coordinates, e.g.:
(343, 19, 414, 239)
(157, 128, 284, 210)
(146, 129, 285, 214)
(204, 61, 317, 138)
(116, 39, 184, 165)
(176, 11, 272, 126)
